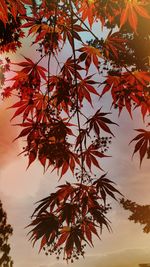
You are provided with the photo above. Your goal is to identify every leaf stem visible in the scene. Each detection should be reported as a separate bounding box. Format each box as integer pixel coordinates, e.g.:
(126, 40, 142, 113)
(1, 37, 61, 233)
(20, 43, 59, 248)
(69, 0, 84, 182)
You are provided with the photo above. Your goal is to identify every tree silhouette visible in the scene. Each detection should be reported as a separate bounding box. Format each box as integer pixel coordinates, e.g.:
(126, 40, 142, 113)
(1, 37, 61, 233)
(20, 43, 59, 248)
(121, 199, 150, 233)
(0, 0, 150, 263)
(139, 264, 150, 267)
(0, 200, 13, 267)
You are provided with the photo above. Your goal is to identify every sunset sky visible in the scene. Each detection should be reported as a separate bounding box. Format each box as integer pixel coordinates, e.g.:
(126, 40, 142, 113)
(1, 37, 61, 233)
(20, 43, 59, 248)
(0, 19, 150, 267)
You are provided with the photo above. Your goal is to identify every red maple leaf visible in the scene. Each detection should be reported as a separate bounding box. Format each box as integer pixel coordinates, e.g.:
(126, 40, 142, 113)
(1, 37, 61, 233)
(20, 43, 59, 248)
(0, 0, 8, 25)
(82, 144, 109, 171)
(78, 45, 103, 73)
(78, 0, 96, 28)
(12, 56, 47, 82)
(77, 75, 99, 106)
(130, 129, 150, 165)
(86, 108, 118, 137)
(93, 173, 122, 204)
(103, 31, 127, 59)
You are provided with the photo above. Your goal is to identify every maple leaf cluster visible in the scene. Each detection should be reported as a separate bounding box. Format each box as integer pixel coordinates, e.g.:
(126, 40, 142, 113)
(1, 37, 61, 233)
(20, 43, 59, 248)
(0, 57, 10, 91)
(28, 175, 121, 261)
(0, 0, 32, 53)
(0, 0, 150, 262)
(101, 71, 150, 118)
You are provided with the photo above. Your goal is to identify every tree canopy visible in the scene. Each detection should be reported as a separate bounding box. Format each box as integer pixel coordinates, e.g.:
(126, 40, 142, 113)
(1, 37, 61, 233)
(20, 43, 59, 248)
(121, 198, 150, 233)
(0, 0, 150, 263)
(0, 200, 13, 267)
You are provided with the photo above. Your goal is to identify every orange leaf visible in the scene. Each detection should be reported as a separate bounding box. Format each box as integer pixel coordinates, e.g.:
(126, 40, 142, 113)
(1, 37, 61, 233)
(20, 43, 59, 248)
(134, 3, 150, 19)
(120, 4, 129, 28)
(39, 235, 47, 252)
(128, 4, 138, 32)
(120, 0, 150, 32)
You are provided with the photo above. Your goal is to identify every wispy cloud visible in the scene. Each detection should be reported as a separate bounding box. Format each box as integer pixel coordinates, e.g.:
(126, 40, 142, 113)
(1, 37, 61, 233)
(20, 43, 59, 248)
(68, 248, 150, 267)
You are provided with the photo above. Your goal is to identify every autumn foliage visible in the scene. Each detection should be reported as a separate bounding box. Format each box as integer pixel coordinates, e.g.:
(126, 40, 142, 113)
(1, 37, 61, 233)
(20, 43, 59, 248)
(0, 0, 150, 262)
